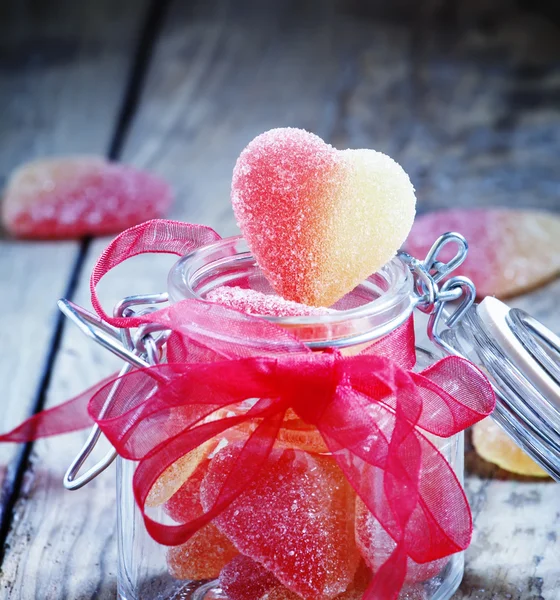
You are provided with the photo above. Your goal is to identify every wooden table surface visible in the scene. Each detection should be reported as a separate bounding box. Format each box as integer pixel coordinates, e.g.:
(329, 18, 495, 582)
(1, 1, 559, 598)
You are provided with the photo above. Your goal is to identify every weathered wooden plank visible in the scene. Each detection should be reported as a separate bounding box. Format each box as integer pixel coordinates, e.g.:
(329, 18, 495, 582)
(0, 243, 74, 520)
(0, 0, 153, 531)
(3, 0, 559, 599)
(460, 476, 560, 599)
(0, 0, 153, 597)
(340, 0, 560, 213)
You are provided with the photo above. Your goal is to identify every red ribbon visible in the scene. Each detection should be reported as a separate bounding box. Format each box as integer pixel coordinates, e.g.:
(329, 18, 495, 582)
(0, 220, 495, 600)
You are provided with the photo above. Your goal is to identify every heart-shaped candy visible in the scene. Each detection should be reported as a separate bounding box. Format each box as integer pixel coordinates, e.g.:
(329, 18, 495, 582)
(231, 128, 416, 306)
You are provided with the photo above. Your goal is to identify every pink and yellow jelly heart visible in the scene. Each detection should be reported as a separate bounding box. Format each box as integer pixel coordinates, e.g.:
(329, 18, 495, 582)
(231, 128, 416, 307)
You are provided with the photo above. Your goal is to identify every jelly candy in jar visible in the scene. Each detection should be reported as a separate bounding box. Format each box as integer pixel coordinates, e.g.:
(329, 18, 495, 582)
(204, 286, 331, 455)
(219, 555, 279, 600)
(201, 443, 361, 600)
(275, 412, 329, 455)
(146, 403, 263, 508)
(231, 128, 416, 306)
(260, 588, 301, 600)
(206, 286, 333, 317)
(355, 498, 448, 583)
(165, 458, 239, 580)
(2, 156, 172, 239)
(146, 439, 217, 507)
(228, 559, 371, 600)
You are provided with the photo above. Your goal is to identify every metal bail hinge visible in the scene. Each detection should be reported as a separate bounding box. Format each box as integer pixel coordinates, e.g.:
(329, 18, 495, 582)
(399, 231, 477, 356)
(58, 294, 169, 490)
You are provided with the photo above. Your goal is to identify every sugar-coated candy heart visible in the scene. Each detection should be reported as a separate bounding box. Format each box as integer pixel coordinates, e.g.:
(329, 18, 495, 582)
(206, 286, 333, 317)
(165, 458, 239, 580)
(404, 208, 560, 298)
(232, 128, 416, 307)
(2, 156, 172, 239)
(472, 418, 548, 477)
(201, 444, 360, 600)
(355, 499, 447, 583)
(147, 402, 257, 509)
(219, 555, 279, 600)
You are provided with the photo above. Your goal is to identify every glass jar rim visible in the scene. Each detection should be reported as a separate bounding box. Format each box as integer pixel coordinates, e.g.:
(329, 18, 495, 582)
(168, 235, 417, 348)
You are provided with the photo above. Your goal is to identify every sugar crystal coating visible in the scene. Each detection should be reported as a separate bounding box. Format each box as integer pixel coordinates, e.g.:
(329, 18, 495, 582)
(2, 156, 172, 239)
(260, 587, 301, 600)
(201, 444, 360, 600)
(206, 286, 332, 317)
(167, 524, 239, 581)
(404, 208, 560, 298)
(164, 459, 210, 522)
(337, 560, 372, 599)
(165, 459, 239, 580)
(219, 555, 278, 600)
(276, 414, 328, 454)
(231, 128, 416, 306)
(355, 499, 447, 583)
(258, 560, 371, 600)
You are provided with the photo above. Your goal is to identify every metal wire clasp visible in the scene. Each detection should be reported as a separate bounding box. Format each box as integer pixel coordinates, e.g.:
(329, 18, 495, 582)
(399, 232, 477, 355)
(58, 294, 169, 490)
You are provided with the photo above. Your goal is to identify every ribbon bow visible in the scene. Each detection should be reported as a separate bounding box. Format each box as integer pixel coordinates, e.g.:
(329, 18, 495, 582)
(0, 220, 495, 600)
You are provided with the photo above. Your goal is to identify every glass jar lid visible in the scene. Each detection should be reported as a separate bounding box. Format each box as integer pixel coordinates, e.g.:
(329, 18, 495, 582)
(440, 296, 560, 480)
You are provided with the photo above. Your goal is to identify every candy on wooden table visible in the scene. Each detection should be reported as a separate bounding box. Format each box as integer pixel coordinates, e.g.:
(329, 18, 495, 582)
(205, 286, 332, 317)
(231, 128, 416, 307)
(1, 155, 172, 239)
(404, 208, 560, 299)
(201, 444, 361, 600)
(219, 555, 279, 600)
(472, 417, 548, 477)
(355, 499, 448, 583)
(165, 458, 239, 580)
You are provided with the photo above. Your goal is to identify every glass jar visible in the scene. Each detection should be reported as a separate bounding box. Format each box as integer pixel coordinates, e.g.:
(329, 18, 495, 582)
(117, 236, 466, 600)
